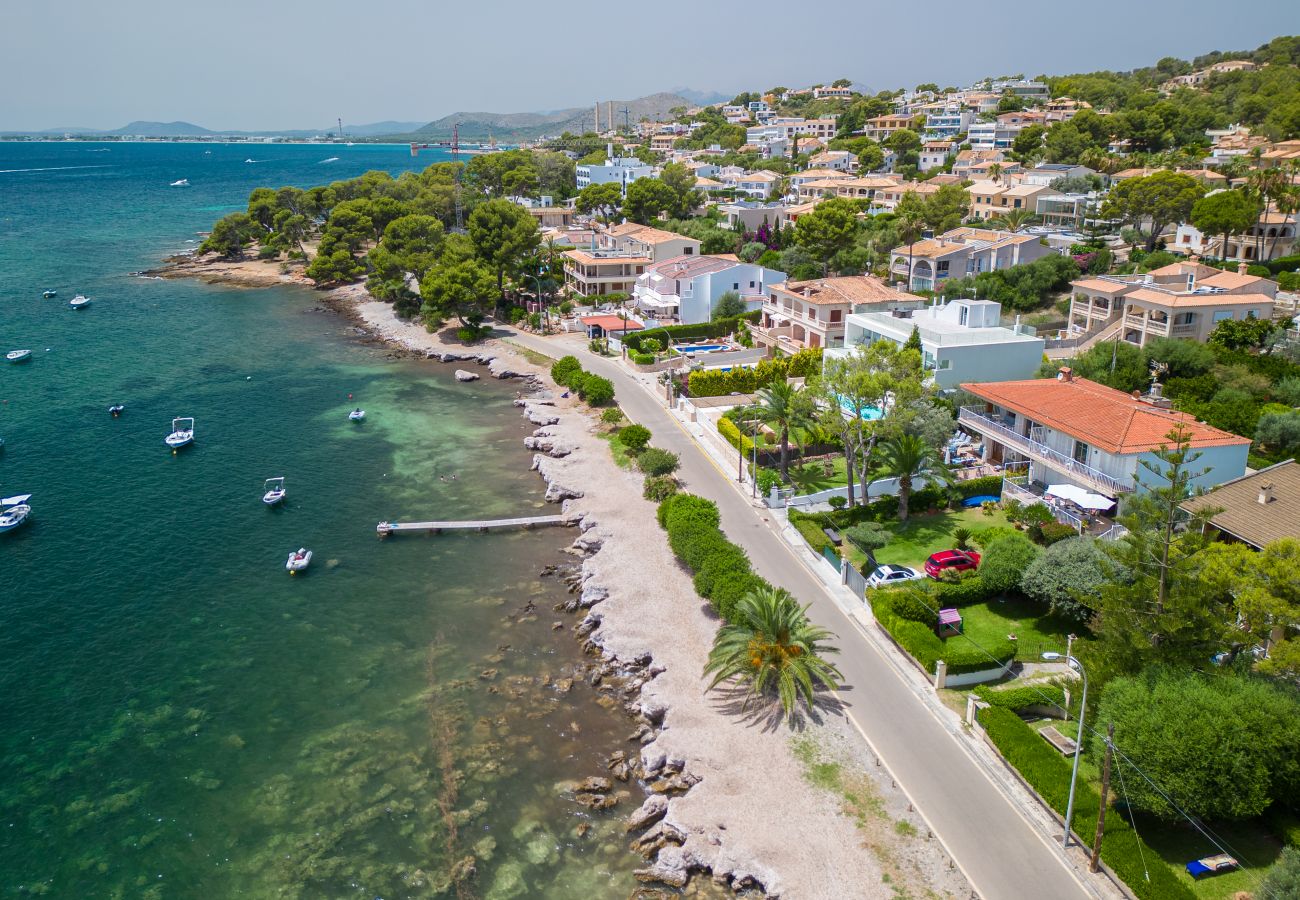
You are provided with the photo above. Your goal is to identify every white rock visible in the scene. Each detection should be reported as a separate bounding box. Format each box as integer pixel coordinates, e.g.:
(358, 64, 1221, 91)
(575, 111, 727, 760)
(626, 794, 669, 832)
(454, 369, 480, 382)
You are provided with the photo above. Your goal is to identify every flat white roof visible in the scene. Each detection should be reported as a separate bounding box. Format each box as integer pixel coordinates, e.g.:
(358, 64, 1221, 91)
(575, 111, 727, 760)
(847, 311, 1043, 348)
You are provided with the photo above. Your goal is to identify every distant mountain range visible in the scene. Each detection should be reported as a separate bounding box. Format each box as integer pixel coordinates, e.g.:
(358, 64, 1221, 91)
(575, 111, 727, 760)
(1, 119, 425, 138)
(3, 91, 718, 140)
(399, 92, 700, 141)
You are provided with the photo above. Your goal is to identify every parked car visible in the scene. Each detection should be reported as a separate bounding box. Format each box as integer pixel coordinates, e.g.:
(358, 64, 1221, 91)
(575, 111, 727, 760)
(924, 550, 981, 579)
(865, 564, 924, 588)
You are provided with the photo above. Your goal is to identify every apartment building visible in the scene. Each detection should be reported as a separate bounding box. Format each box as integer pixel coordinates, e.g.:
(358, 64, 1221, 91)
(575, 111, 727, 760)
(967, 181, 1059, 221)
(562, 223, 701, 299)
(865, 114, 915, 142)
(1066, 260, 1278, 347)
(889, 227, 1053, 292)
(575, 152, 655, 194)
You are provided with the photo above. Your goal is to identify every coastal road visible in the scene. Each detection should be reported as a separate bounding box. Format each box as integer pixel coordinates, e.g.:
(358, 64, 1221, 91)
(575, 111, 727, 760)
(502, 329, 1096, 900)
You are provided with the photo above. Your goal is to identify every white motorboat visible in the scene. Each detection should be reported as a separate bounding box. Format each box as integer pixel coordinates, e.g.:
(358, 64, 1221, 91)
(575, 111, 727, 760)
(262, 476, 287, 506)
(6, 350, 32, 364)
(42, 289, 57, 299)
(286, 547, 312, 574)
(108, 404, 125, 417)
(165, 416, 195, 451)
(170, 179, 190, 187)
(69, 295, 91, 309)
(0, 494, 32, 534)
(348, 408, 366, 422)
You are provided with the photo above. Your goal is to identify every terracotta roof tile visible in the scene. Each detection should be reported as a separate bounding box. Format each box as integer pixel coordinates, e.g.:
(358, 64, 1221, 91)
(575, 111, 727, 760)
(772, 275, 922, 306)
(961, 377, 1251, 454)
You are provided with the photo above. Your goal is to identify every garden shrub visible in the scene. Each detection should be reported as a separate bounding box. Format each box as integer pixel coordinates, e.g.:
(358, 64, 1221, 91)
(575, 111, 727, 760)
(1019, 536, 1109, 622)
(1266, 805, 1300, 849)
(977, 707, 1195, 900)
(828, 496, 847, 510)
(789, 512, 834, 555)
(618, 424, 652, 454)
(578, 374, 615, 406)
(600, 407, 624, 426)
(692, 543, 753, 598)
(642, 475, 679, 503)
(620, 313, 760, 354)
(551, 355, 582, 387)
(630, 351, 656, 365)
(876, 587, 934, 623)
(1032, 521, 1078, 546)
(934, 575, 997, 607)
(688, 349, 823, 397)
(755, 467, 782, 496)
(978, 532, 1040, 594)
(659, 493, 720, 532)
(637, 447, 680, 477)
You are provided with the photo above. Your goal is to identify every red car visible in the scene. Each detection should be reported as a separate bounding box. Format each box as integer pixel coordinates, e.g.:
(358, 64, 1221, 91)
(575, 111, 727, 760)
(924, 549, 981, 579)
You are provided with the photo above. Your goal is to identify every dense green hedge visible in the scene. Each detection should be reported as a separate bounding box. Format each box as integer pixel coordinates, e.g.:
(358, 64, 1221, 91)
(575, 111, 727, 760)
(620, 312, 760, 354)
(951, 475, 1004, 500)
(1266, 805, 1300, 849)
(974, 683, 1067, 713)
(872, 587, 1016, 676)
(687, 348, 823, 397)
(657, 493, 771, 621)
(630, 351, 656, 365)
(550, 354, 615, 406)
(977, 707, 1195, 900)
(718, 416, 758, 456)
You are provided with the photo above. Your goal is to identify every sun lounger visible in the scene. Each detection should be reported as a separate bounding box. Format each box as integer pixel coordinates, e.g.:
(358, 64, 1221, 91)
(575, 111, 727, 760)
(1185, 854, 1238, 878)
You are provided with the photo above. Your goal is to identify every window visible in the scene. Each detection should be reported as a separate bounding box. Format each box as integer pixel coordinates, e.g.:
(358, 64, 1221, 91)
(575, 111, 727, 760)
(683, 247, 693, 255)
(1073, 440, 1089, 464)
(1212, 310, 1234, 322)
(830, 309, 842, 323)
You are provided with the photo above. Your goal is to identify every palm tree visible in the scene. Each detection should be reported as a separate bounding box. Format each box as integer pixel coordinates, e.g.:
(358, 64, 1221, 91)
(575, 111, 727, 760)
(752, 379, 808, 482)
(988, 209, 1039, 232)
(875, 432, 953, 523)
(988, 162, 1003, 184)
(704, 585, 842, 722)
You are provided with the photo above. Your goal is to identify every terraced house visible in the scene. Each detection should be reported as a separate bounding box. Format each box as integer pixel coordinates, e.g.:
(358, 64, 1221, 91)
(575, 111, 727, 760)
(752, 275, 924, 355)
(888, 227, 1051, 292)
(562, 223, 701, 299)
(1066, 260, 1278, 348)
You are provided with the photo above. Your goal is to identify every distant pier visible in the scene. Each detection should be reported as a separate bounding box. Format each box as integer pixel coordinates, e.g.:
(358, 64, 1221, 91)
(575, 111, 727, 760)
(377, 514, 571, 536)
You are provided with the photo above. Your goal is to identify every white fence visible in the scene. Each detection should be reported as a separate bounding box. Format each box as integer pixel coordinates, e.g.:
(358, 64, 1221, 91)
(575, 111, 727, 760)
(769, 475, 914, 509)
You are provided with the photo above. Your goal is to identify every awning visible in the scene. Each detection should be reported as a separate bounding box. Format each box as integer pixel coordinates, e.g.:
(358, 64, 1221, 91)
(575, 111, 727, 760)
(1076, 492, 1116, 510)
(1045, 484, 1088, 503)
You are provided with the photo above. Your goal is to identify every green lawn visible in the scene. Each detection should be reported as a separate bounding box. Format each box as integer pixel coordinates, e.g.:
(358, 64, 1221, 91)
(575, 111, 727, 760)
(597, 430, 633, 469)
(868, 507, 1012, 569)
(956, 596, 1081, 662)
(788, 456, 850, 493)
(1134, 813, 1283, 899)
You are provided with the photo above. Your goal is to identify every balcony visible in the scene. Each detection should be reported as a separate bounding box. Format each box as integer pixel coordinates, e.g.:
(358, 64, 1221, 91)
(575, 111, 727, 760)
(958, 407, 1134, 495)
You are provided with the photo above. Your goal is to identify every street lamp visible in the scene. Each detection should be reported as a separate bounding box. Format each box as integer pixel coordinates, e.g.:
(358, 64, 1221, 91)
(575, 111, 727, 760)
(734, 405, 763, 499)
(525, 267, 550, 333)
(1042, 651, 1088, 850)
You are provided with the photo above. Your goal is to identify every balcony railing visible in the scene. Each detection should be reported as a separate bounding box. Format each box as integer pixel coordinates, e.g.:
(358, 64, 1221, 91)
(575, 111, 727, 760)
(959, 407, 1133, 494)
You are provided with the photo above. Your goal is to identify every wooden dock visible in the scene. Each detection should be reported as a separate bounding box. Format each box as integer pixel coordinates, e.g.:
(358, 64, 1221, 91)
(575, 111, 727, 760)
(377, 514, 570, 536)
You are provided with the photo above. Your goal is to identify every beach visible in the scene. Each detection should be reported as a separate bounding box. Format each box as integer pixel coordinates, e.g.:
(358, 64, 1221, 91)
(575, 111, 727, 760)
(161, 249, 972, 899)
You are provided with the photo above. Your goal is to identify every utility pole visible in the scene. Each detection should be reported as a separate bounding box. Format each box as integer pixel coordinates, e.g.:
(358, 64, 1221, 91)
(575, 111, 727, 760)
(1090, 723, 1115, 873)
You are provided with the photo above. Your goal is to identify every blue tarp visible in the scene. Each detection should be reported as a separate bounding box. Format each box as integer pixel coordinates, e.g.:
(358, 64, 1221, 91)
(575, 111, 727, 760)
(962, 495, 1000, 507)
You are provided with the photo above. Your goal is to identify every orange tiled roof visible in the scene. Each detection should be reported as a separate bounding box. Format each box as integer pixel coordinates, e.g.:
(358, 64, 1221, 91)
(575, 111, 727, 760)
(962, 377, 1251, 454)
(1124, 288, 1275, 309)
(772, 275, 922, 306)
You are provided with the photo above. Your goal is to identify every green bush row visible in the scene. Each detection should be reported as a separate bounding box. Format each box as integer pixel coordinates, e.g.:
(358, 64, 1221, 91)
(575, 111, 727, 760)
(687, 348, 823, 397)
(629, 351, 656, 365)
(872, 588, 1015, 676)
(977, 707, 1195, 900)
(974, 684, 1067, 713)
(549, 355, 615, 407)
(718, 416, 758, 456)
(620, 312, 760, 354)
(658, 493, 772, 622)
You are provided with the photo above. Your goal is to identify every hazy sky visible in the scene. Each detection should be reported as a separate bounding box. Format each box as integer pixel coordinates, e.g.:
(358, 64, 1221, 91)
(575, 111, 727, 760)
(3, 1, 1294, 131)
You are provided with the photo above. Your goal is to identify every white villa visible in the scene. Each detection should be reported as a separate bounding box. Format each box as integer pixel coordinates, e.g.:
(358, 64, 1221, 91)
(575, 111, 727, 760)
(633, 255, 786, 325)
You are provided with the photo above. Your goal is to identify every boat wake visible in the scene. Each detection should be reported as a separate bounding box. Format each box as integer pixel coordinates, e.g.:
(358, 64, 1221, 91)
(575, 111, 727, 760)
(319, 157, 340, 163)
(0, 164, 111, 174)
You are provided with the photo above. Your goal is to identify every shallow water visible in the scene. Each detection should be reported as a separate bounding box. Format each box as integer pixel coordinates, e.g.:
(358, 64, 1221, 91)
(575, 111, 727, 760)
(0, 142, 645, 897)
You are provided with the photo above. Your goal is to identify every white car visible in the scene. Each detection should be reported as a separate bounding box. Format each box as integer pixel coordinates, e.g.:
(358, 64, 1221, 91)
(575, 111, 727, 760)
(866, 564, 924, 588)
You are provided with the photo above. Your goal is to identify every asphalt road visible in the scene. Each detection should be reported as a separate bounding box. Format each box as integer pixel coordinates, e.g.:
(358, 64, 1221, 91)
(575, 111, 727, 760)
(505, 330, 1095, 900)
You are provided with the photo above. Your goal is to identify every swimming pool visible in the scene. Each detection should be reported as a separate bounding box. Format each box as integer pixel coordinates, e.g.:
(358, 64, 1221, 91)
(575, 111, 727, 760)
(838, 396, 883, 420)
(675, 343, 726, 353)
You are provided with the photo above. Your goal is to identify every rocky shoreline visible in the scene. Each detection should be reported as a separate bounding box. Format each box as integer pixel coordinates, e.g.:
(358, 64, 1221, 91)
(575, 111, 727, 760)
(155, 252, 971, 900)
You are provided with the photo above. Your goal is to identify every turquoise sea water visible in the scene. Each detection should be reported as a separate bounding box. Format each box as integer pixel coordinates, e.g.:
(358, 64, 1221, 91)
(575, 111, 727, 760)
(0, 143, 643, 898)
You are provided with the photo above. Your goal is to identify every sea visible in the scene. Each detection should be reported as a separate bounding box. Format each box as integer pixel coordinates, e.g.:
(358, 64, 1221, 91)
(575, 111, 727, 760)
(0, 142, 645, 898)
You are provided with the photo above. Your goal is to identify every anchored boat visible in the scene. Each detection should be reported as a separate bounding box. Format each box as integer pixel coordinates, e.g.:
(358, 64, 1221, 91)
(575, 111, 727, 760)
(6, 350, 32, 364)
(69, 295, 91, 310)
(262, 476, 286, 506)
(348, 408, 366, 422)
(108, 404, 125, 417)
(286, 547, 312, 574)
(0, 494, 32, 534)
(42, 290, 57, 299)
(164, 417, 195, 451)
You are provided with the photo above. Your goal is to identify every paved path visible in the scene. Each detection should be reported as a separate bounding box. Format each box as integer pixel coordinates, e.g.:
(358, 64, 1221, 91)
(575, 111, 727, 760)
(503, 330, 1101, 900)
